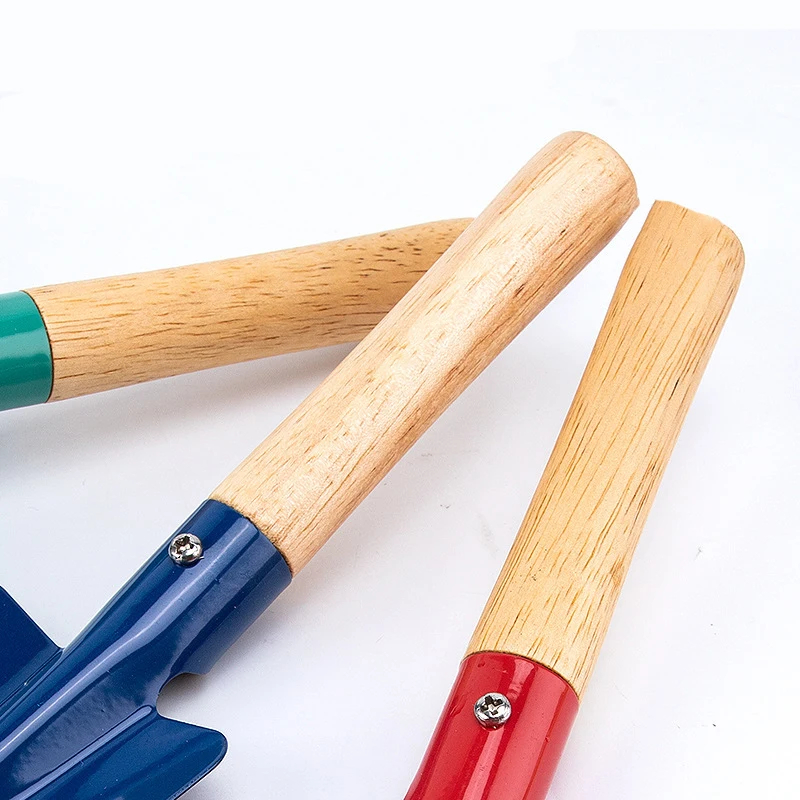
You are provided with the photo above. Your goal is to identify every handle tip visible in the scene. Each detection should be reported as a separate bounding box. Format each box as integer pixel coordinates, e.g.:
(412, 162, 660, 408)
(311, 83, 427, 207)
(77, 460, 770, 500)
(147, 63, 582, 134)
(551, 130, 639, 202)
(649, 200, 745, 296)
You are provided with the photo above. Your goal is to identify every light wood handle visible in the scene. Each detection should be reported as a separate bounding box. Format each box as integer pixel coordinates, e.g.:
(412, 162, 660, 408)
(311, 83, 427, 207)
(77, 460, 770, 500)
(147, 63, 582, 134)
(212, 132, 638, 573)
(467, 201, 744, 698)
(25, 220, 472, 402)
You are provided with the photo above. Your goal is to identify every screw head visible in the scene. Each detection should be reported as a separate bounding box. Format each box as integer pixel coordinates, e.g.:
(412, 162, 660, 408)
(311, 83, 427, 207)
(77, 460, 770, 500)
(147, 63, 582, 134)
(473, 692, 512, 728)
(169, 533, 204, 566)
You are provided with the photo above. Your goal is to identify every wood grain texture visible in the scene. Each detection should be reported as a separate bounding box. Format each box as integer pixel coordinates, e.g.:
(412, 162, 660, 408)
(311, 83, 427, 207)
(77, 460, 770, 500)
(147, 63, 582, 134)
(467, 201, 744, 698)
(25, 220, 472, 402)
(212, 132, 638, 573)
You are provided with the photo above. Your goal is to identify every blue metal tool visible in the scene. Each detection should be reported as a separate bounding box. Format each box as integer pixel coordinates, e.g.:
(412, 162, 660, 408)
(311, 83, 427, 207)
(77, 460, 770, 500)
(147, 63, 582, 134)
(0, 501, 291, 800)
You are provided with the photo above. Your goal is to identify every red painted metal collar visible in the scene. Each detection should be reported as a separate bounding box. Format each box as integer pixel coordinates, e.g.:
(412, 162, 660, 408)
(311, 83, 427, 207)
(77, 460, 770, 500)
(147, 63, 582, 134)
(405, 652, 578, 800)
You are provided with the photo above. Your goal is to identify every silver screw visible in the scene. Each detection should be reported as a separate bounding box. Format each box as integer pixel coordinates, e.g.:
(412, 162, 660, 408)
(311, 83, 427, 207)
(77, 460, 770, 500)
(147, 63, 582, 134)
(169, 533, 204, 566)
(473, 692, 512, 728)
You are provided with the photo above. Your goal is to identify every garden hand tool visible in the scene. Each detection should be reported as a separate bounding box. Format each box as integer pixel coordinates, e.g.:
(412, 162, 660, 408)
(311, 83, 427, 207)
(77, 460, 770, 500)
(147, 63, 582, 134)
(404, 201, 744, 800)
(0, 219, 470, 411)
(0, 132, 637, 800)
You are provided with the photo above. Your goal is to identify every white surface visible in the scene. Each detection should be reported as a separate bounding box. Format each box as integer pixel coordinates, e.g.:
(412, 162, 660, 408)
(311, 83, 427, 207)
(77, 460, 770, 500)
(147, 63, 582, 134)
(1, 17, 798, 800)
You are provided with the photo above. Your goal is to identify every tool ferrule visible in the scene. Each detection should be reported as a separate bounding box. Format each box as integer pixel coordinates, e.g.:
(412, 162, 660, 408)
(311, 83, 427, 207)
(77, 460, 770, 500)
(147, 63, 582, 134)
(0, 292, 53, 411)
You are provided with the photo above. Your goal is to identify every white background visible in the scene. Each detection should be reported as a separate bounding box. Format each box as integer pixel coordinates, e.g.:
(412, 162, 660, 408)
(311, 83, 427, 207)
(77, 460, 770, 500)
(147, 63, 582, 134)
(1, 9, 798, 800)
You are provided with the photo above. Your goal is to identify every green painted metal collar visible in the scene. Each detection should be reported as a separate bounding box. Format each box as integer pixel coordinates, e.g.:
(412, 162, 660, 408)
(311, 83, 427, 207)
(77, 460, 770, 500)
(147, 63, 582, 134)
(0, 292, 53, 411)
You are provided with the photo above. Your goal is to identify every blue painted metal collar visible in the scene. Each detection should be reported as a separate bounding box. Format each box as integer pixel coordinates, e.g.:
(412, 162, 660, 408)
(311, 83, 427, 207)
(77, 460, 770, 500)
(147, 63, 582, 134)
(0, 500, 292, 800)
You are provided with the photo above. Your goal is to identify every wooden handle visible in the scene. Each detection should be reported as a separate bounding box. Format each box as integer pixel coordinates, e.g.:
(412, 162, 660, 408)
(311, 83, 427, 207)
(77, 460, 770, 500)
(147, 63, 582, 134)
(212, 132, 638, 573)
(467, 201, 744, 698)
(24, 220, 471, 402)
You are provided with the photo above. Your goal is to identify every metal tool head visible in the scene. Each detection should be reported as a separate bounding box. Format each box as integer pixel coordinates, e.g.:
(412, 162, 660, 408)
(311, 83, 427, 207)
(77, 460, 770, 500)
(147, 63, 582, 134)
(0, 501, 292, 800)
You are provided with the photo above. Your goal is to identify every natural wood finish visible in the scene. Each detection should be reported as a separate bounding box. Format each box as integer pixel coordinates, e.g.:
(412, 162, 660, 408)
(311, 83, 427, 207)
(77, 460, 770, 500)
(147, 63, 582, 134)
(212, 132, 638, 573)
(26, 220, 472, 402)
(467, 201, 744, 698)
